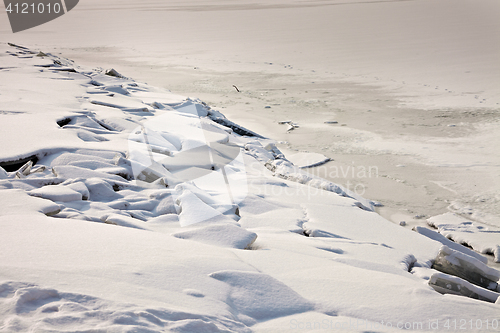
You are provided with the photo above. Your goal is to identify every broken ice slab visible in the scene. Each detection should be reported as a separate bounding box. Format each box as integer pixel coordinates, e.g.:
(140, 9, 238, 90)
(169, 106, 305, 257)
(432, 246, 500, 291)
(427, 212, 500, 263)
(413, 226, 488, 264)
(15, 160, 33, 179)
(429, 272, 499, 303)
(0, 166, 8, 179)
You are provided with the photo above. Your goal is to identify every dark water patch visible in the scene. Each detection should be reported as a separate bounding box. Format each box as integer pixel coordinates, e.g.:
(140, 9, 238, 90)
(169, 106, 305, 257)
(57, 118, 72, 127)
(0, 155, 38, 172)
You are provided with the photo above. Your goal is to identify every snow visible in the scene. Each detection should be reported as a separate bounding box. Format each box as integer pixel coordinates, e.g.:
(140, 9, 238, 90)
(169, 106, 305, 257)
(0, 189, 61, 216)
(1, 43, 499, 333)
(174, 224, 257, 249)
(28, 185, 83, 202)
(209, 270, 315, 323)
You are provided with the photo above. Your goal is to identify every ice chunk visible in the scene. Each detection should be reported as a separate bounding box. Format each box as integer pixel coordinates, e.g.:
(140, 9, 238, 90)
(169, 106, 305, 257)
(64, 181, 90, 200)
(429, 272, 499, 303)
(173, 224, 257, 249)
(52, 165, 125, 183)
(83, 178, 122, 201)
(155, 195, 176, 215)
(60, 115, 105, 129)
(51, 152, 109, 167)
(175, 190, 226, 227)
(29, 185, 82, 202)
(15, 160, 33, 178)
(413, 226, 488, 264)
(245, 142, 276, 163)
(0, 166, 8, 179)
(99, 117, 140, 132)
(76, 130, 108, 142)
(264, 157, 374, 211)
(102, 85, 129, 95)
(432, 246, 499, 291)
(286, 152, 331, 169)
(102, 213, 146, 230)
(90, 94, 149, 112)
(104, 68, 126, 78)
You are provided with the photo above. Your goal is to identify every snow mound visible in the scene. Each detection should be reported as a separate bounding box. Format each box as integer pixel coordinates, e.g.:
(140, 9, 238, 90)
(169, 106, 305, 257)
(209, 270, 315, 322)
(0, 189, 60, 216)
(173, 224, 257, 249)
(28, 185, 82, 202)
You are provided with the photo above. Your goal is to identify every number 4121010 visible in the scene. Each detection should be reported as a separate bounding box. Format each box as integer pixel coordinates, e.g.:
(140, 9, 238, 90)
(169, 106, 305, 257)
(5, 2, 62, 14)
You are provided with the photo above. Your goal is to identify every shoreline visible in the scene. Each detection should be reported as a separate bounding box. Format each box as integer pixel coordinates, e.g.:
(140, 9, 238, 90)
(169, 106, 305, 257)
(2, 0, 498, 264)
(54, 47, 499, 230)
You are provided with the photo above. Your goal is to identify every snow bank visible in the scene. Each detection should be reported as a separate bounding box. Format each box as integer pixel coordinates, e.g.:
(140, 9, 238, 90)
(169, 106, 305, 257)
(28, 185, 82, 202)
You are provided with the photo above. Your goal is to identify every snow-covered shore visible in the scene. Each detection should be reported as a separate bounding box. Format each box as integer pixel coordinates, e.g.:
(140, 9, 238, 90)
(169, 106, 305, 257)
(0, 43, 499, 332)
(1, 0, 500, 330)
(3, 0, 496, 240)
